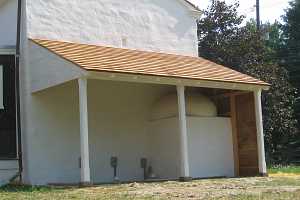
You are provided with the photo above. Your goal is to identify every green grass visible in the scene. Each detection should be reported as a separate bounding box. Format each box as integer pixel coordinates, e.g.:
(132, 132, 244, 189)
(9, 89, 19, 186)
(221, 190, 300, 200)
(0, 184, 155, 200)
(1, 177, 300, 200)
(268, 165, 300, 174)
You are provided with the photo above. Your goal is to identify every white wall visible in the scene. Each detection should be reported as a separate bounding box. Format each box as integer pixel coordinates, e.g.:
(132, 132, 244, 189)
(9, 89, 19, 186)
(187, 117, 235, 178)
(18, 40, 86, 185)
(26, 0, 198, 56)
(21, 81, 81, 185)
(29, 41, 86, 93)
(19, 76, 234, 184)
(149, 117, 235, 179)
(20, 0, 199, 184)
(148, 118, 181, 179)
(0, 0, 17, 47)
(21, 78, 173, 185)
(88, 80, 173, 183)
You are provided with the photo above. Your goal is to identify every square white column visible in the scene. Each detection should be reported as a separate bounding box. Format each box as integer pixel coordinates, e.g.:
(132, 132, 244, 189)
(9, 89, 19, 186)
(78, 77, 91, 184)
(254, 90, 267, 175)
(176, 85, 190, 179)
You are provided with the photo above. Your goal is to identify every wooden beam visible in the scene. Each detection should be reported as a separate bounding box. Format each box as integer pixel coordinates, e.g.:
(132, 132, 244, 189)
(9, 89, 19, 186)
(230, 95, 240, 177)
(213, 91, 249, 99)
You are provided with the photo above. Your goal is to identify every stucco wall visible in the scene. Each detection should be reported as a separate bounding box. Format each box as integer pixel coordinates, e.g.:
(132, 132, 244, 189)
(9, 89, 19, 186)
(20, 77, 234, 184)
(29, 41, 86, 93)
(0, 0, 17, 47)
(21, 81, 81, 185)
(26, 0, 198, 56)
(88, 80, 173, 183)
(19, 0, 233, 181)
(149, 117, 235, 179)
(187, 117, 235, 178)
(20, 0, 199, 184)
(148, 118, 181, 179)
(22, 79, 173, 185)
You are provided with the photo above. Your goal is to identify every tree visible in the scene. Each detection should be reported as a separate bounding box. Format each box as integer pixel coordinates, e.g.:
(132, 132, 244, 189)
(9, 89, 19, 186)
(197, 1, 244, 69)
(278, 0, 300, 164)
(197, 1, 298, 164)
(281, 0, 300, 128)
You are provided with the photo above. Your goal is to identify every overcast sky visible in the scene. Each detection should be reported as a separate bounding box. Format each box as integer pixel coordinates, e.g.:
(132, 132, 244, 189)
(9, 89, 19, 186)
(189, 0, 291, 23)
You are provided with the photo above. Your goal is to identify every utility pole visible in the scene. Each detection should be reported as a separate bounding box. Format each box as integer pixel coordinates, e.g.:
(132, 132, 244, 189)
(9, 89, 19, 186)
(256, 0, 260, 30)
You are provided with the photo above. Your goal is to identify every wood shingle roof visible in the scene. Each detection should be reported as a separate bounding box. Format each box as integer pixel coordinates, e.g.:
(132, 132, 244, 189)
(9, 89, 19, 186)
(31, 39, 269, 87)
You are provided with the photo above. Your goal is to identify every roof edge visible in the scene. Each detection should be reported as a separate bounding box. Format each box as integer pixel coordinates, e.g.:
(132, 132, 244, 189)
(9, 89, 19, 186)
(181, 0, 201, 12)
(179, 0, 203, 17)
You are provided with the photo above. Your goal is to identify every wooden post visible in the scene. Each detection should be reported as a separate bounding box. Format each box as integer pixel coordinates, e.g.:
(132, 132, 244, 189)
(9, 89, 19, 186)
(176, 86, 191, 180)
(230, 95, 240, 177)
(78, 77, 91, 184)
(254, 90, 267, 176)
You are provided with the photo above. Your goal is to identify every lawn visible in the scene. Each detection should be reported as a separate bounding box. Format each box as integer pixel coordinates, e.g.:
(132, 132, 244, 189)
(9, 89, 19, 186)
(1, 176, 300, 200)
(268, 165, 300, 175)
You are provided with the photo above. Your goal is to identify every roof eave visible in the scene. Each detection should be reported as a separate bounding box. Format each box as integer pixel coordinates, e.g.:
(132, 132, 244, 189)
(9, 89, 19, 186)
(180, 0, 203, 17)
(182, 0, 201, 11)
(189, 10, 203, 18)
(87, 70, 270, 92)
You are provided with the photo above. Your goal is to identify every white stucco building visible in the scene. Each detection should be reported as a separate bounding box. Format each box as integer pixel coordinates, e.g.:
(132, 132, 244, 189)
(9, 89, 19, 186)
(0, 0, 269, 186)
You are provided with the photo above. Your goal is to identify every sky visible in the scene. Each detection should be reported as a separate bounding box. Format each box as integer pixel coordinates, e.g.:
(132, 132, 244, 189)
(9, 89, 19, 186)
(189, 0, 291, 23)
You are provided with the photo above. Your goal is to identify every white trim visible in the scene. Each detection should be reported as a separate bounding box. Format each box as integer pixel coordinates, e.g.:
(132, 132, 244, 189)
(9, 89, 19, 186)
(87, 71, 270, 91)
(78, 77, 91, 184)
(189, 10, 203, 18)
(0, 47, 16, 55)
(177, 86, 190, 177)
(254, 90, 267, 174)
(178, 0, 202, 17)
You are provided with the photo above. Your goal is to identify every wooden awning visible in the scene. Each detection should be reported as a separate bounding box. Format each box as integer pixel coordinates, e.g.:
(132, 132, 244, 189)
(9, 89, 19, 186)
(31, 38, 269, 87)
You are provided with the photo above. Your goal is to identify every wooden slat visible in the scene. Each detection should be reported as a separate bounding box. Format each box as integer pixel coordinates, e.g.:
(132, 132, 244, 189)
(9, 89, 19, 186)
(230, 95, 240, 177)
(214, 91, 249, 99)
(235, 93, 259, 177)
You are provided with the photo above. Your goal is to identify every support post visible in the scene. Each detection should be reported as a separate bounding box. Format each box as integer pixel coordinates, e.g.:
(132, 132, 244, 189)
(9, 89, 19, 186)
(176, 86, 191, 181)
(254, 90, 267, 176)
(78, 77, 91, 185)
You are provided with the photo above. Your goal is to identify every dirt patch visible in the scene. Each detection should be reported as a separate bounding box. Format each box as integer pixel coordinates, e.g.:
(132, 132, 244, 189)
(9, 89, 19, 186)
(120, 177, 300, 199)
